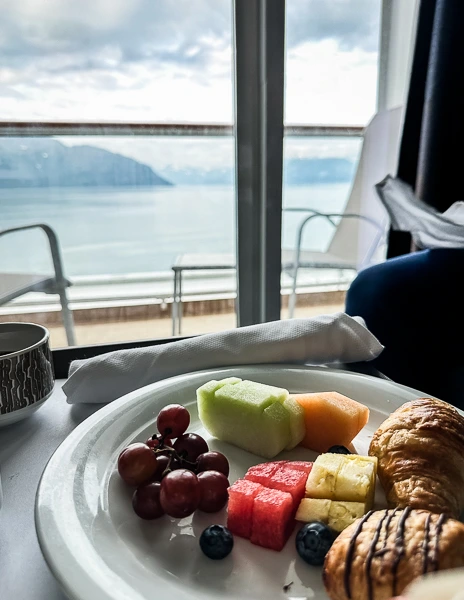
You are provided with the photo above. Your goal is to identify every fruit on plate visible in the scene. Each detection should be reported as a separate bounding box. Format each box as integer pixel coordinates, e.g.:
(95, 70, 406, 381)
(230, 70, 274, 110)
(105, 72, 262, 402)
(305, 453, 377, 509)
(245, 462, 311, 512)
(295, 498, 367, 533)
(227, 460, 313, 550)
(250, 487, 294, 551)
(293, 391, 369, 452)
(199, 525, 234, 560)
(227, 479, 263, 539)
(295, 522, 337, 566)
(197, 378, 305, 458)
(282, 396, 306, 450)
(118, 443, 159, 486)
(117, 403, 231, 520)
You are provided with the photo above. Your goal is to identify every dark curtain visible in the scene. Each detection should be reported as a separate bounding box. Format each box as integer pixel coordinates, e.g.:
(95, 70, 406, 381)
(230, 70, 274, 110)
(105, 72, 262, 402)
(388, 0, 464, 257)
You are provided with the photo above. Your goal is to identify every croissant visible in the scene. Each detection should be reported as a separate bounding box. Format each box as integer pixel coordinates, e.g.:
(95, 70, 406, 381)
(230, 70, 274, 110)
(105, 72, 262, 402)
(323, 508, 464, 600)
(369, 398, 464, 518)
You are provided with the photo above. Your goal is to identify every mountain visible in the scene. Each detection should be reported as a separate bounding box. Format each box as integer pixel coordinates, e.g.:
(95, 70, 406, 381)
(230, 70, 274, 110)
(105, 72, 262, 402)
(0, 138, 172, 188)
(160, 157, 355, 186)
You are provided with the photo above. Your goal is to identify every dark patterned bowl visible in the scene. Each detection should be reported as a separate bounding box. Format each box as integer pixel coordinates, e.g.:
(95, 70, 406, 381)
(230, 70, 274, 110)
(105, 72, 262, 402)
(0, 323, 54, 426)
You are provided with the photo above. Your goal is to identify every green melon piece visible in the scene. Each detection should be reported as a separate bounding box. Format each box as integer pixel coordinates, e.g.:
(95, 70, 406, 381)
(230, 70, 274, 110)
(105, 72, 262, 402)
(283, 396, 306, 450)
(197, 379, 291, 458)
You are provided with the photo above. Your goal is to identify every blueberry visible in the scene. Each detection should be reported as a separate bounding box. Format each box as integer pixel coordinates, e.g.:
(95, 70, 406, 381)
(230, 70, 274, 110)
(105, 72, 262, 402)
(296, 522, 336, 566)
(327, 445, 351, 455)
(199, 525, 234, 560)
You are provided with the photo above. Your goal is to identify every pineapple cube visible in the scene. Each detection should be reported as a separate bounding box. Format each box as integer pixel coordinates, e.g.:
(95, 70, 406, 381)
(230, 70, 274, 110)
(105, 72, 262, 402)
(296, 498, 367, 532)
(345, 454, 378, 479)
(336, 457, 375, 506)
(305, 454, 343, 499)
(305, 453, 378, 508)
(328, 500, 366, 532)
(296, 498, 331, 523)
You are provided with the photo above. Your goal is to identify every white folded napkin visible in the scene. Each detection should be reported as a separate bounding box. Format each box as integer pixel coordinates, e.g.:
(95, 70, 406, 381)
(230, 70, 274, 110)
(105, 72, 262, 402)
(376, 175, 464, 249)
(63, 312, 383, 404)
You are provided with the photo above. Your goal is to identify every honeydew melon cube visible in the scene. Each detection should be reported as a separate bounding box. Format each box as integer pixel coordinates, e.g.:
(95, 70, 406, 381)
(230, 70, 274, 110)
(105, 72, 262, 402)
(282, 397, 306, 450)
(197, 379, 291, 458)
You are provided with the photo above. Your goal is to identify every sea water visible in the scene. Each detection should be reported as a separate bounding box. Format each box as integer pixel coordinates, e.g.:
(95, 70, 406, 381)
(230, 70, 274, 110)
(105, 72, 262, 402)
(0, 183, 350, 277)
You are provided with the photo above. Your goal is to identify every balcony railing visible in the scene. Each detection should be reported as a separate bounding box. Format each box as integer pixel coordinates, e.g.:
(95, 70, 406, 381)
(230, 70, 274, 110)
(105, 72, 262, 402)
(0, 122, 364, 137)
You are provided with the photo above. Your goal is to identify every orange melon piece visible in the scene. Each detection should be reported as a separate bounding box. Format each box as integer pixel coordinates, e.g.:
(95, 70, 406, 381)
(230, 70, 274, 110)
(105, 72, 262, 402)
(293, 391, 369, 452)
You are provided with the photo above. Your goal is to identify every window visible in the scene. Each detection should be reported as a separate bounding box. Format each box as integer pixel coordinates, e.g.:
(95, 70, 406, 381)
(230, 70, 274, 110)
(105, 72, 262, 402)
(0, 1, 236, 348)
(281, 0, 381, 319)
(0, 1, 418, 353)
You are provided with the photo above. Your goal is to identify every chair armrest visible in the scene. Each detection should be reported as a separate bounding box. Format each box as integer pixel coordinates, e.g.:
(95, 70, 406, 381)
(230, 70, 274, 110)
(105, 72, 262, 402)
(288, 211, 385, 271)
(0, 223, 69, 287)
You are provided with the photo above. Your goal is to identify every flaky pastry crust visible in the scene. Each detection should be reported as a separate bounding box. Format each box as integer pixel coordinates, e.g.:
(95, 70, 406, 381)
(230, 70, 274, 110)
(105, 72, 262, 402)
(369, 398, 464, 518)
(323, 508, 464, 600)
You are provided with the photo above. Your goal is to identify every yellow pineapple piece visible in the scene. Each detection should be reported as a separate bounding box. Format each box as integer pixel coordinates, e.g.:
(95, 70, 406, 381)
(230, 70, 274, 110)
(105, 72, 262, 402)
(305, 453, 344, 499)
(296, 498, 331, 523)
(296, 498, 367, 532)
(327, 500, 367, 532)
(335, 456, 376, 506)
(305, 453, 378, 508)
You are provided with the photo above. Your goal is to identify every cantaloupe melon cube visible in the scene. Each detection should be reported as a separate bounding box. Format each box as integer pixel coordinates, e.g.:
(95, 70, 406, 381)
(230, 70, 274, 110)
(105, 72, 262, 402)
(293, 391, 369, 452)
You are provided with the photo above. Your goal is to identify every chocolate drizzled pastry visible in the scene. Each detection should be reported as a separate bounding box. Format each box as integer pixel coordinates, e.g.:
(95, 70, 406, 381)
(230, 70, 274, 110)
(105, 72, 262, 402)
(323, 508, 464, 600)
(369, 398, 464, 518)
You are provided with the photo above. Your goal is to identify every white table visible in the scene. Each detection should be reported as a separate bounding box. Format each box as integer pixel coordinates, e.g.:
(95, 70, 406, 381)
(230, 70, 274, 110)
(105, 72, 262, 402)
(171, 253, 236, 335)
(0, 381, 105, 600)
(0, 362, 385, 599)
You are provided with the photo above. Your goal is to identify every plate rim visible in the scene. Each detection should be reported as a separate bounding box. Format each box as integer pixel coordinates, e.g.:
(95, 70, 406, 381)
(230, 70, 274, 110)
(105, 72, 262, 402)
(35, 363, 433, 600)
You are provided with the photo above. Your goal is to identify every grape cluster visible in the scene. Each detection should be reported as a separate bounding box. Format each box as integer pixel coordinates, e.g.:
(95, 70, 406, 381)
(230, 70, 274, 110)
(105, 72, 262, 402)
(117, 404, 230, 520)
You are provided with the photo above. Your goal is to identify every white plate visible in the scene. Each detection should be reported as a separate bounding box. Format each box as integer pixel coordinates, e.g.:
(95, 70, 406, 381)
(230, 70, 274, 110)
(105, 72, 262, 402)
(36, 365, 427, 600)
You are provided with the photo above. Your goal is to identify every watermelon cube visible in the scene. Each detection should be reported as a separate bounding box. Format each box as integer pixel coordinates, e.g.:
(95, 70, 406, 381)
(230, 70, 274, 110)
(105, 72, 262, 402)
(268, 467, 308, 512)
(227, 479, 263, 539)
(250, 487, 294, 551)
(245, 462, 281, 486)
(286, 461, 313, 476)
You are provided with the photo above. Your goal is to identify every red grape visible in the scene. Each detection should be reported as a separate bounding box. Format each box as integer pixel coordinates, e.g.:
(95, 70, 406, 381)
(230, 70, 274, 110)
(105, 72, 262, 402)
(157, 404, 190, 437)
(118, 443, 158, 486)
(173, 433, 208, 462)
(132, 482, 165, 519)
(160, 469, 200, 518)
(196, 451, 229, 477)
(146, 434, 172, 449)
(151, 454, 171, 481)
(197, 471, 229, 513)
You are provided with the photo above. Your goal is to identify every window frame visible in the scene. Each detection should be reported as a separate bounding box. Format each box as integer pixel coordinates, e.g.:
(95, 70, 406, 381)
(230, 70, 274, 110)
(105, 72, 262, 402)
(1, 0, 381, 372)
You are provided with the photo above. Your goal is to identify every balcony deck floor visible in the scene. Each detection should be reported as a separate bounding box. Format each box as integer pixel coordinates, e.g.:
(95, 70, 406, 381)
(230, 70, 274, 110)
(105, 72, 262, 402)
(47, 301, 345, 348)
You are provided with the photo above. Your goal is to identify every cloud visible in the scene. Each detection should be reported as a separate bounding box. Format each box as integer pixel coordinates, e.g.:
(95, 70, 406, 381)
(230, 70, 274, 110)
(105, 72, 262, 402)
(0, 0, 232, 73)
(0, 0, 380, 76)
(0, 0, 380, 124)
(286, 0, 381, 53)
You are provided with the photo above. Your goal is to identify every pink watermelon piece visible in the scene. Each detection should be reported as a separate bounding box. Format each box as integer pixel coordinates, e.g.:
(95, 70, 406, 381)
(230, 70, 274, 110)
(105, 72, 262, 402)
(244, 462, 281, 486)
(227, 479, 263, 539)
(286, 461, 313, 476)
(250, 487, 294, 551)
(268, 467, 308, 512)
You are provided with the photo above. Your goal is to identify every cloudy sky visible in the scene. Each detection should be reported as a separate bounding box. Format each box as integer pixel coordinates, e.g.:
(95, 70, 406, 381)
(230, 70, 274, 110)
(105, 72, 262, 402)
(0, 0, 381, 170)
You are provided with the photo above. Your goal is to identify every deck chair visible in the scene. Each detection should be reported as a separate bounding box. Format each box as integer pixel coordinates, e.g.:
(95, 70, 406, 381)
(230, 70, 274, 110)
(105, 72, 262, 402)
(0, 223, 76, 345)
(282, 106, 404, 317)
